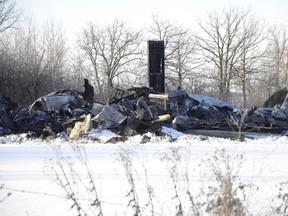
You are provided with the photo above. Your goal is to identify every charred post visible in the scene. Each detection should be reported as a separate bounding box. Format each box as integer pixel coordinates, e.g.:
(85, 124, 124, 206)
(148, 41, 165, 93)
(83, 79, 94, 104)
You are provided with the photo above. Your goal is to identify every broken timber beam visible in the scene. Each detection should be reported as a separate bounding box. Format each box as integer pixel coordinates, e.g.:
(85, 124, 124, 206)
(148, 93, 169, 111)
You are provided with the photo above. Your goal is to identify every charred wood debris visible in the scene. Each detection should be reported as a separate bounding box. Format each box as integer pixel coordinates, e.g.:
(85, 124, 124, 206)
(1, 79, 288, 140)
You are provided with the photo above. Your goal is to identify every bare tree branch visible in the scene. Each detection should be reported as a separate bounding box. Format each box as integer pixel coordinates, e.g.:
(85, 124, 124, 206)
(78, 20, 142, 100)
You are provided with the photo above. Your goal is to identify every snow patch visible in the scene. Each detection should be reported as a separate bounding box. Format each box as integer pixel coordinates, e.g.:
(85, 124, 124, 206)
(89, 129, 119, 143)
(161, 126, 186, 139)
(2, 129, 288, 215)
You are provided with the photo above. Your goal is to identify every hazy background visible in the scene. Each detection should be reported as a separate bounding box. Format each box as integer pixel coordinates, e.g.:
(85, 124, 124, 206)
(17, 0, 288, 40)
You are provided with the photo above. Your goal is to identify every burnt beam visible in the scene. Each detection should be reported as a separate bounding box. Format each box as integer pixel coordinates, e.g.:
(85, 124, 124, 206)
(148, 40, 165, 93)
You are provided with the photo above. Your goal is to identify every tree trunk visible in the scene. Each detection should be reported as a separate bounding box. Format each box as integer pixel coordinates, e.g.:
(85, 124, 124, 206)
(242, 78, 247, 108)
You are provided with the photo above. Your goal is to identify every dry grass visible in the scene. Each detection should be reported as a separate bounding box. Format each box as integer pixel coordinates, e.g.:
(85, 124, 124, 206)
(202, 149, 253, 216)
(44, 144, 287, 216)
(0, 184, 12, 203)
(45, 144, 103, 216)
(117, 147, 142, 216)
(272, 181, 288, 215)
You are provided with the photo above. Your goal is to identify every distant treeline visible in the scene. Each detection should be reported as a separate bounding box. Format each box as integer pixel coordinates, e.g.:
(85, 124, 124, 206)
(1, 0, 288, 107)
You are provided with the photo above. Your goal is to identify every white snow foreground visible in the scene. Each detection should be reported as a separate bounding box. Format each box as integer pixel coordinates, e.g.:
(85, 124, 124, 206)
(1, 127, 288, 215)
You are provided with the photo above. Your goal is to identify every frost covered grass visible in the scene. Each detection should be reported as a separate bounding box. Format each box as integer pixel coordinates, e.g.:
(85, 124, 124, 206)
(1, 128, 288, 215)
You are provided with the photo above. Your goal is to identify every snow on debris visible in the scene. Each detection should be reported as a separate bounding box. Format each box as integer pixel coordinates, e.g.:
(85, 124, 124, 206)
(161, 126, 188, 139)
(89, 129, 120, 143)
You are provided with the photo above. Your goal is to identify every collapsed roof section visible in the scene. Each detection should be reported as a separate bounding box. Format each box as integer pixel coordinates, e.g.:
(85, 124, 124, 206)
(1, 80, 288, 139)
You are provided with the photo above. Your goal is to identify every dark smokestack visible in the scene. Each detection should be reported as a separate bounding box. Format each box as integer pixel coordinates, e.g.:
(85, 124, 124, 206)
(148, 40, 165, 93)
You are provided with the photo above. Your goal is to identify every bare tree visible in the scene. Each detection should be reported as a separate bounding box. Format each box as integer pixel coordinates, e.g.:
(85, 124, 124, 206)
(0, 0, 21, 33)
(167, 33, 201, 90)
(0, 17, 69, 105)
(41, 19, 68, 91)
(2, 18, 48, 105)
(0, 0, 21, 95)
(0, 34, 13, 95)
(195, 6, 251, 101)
(266, 25, 288, 93)
(148, 15, 187, 53)
(78, 20, 142, 100)
(233, 14, 266, 107)
(69, 51, 87, 90)
(78, 23, 104, 97)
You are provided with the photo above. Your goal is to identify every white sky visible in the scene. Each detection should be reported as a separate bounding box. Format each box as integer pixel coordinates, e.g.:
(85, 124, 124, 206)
(16, 0, 288, 41)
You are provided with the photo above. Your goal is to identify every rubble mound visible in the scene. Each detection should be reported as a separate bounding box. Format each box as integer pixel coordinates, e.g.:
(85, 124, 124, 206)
(1, 80, 288, 140)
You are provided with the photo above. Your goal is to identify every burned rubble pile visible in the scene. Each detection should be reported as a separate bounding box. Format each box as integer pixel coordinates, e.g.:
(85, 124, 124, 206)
(1, 80, 288, 140)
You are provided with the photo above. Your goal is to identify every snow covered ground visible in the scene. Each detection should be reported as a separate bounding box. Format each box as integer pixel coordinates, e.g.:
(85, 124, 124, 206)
(1, 128, 288, 215)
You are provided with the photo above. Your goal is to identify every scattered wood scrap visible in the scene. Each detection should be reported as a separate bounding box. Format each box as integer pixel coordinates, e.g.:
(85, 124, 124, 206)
(1, 81, 288, 139)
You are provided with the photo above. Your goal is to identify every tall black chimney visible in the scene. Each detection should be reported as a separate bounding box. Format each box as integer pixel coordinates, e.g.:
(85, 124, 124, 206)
(148, 41, 165, 93)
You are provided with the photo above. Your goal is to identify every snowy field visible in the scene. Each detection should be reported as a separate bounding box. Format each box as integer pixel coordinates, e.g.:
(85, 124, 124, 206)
(1, 127, 288, 215)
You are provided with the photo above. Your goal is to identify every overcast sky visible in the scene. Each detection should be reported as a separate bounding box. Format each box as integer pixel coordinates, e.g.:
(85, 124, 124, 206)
(16, 0, 288, 40)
